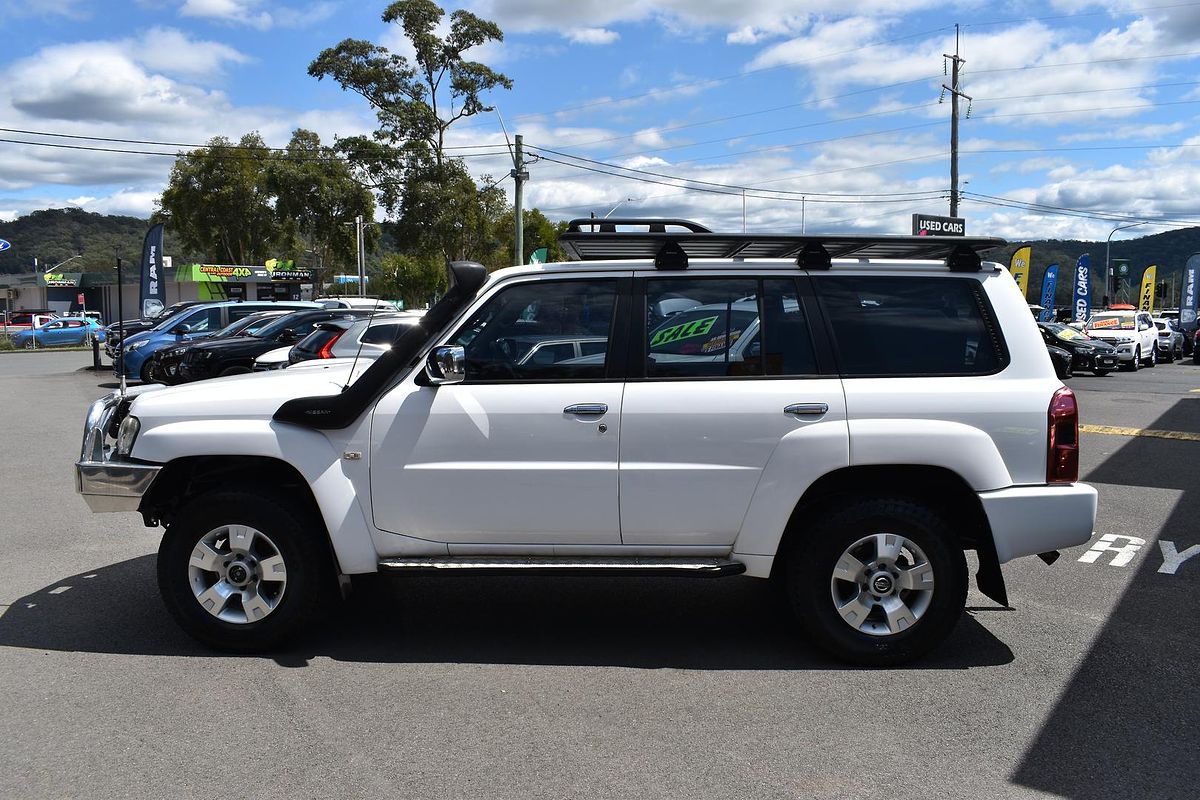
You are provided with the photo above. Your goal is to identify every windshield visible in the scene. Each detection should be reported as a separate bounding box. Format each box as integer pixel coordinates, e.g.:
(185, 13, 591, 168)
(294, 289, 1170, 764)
(1045, 323, 1086, 341)
(252, 312, 305, 339)
(1088, 314, 1134, 331)
(150, 306, 202, 332)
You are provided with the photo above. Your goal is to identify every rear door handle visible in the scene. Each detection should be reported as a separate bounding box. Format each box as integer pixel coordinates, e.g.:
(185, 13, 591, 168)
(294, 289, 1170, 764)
(784, 403, 829, 416)
(564, 403, 608, 416)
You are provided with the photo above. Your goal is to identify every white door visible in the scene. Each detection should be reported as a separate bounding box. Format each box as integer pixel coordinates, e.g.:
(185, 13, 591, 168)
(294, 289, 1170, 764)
(370, 275, 627, 545)
(619, 274, 848, 546)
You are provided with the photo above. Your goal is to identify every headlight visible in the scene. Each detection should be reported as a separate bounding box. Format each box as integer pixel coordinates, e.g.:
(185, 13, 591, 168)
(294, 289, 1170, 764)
(116, 415, 140, 457)
(1074, 345, 1094, 353)
(127, 340, 149, 351)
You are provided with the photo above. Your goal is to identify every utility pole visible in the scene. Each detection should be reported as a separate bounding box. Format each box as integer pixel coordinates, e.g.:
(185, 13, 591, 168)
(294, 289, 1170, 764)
(943, 25, 971, 218)
(355, 215, 366, 297)
(511, 134, 528, 266)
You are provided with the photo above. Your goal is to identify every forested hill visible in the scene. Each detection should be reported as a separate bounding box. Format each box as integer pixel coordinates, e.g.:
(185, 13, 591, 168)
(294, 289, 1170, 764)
(0, 208, 203, 275)
(993, 227, 1200, 278)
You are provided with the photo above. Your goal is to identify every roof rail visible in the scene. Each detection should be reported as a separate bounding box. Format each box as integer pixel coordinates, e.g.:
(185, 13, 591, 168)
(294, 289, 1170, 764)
(559, 218, 1005, 272)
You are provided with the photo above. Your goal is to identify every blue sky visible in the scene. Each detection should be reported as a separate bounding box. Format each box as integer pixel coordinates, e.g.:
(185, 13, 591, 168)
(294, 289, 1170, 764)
(3, 0, 1200, 244)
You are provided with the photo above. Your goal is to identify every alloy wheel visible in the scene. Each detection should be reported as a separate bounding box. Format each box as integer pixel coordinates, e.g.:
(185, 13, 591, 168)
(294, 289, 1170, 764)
(830, 532, 935, 637)
(187, 524, 288, 624)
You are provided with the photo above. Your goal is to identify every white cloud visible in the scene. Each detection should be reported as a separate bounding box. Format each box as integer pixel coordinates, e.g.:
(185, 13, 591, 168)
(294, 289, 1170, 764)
(564, 27, 619, 45)
(180, 0, 272, 29)
(1, 0, 89, 19)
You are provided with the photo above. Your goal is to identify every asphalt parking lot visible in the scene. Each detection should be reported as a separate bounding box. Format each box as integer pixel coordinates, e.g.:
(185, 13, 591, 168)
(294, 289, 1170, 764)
(0, 351, 1196, 799)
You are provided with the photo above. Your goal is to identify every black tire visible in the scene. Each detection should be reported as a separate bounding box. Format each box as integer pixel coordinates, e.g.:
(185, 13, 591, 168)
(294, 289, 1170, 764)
(784, 497, 967, 667)
(139, 360, 157, 383)
(1146, 345, 1156, 367)
(1093, 369, 1110, 377)
(157, 490, 335, 652)
(218, 365, 252, 377)
(1063, 359, 1073, 379)
(1129, 348, 1140, 371)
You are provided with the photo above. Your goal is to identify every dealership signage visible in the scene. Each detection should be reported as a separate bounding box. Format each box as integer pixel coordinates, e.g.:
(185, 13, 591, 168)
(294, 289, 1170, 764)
(911, 214, 965, 236)
(43, 272, 79, 287)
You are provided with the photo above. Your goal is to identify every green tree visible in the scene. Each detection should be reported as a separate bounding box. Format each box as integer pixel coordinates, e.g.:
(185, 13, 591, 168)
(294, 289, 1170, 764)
(267, 129, 378, 287)
(309, 0, 511, 171)
(308, 0, 513, 261)
(379, 251, 446, 308)
(155, 133, 281, 264)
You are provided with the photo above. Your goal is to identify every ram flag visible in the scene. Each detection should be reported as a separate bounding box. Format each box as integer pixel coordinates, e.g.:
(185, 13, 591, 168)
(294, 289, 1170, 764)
(1009, 246, 1031, 300)
(1038, 263, 1059, 321)
(1072, 254, 1092, 323)
(1181, 254, 1199, 327)
(1139, 264, 1157, 313)
(139, 223, 166, 319)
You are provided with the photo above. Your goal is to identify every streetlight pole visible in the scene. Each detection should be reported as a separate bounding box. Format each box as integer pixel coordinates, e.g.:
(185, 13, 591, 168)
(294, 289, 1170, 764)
(602, 197, 635, 219)
(47, 254, 82, 272)
(1105, 222, 1148, 307)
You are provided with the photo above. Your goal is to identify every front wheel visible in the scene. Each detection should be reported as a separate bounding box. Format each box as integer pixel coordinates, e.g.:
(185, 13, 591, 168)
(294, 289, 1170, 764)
(1146, 345, 1156, 367)
(784, 498, 967, 666)
(1129, 347, 1140, 371)
(157, 490, 335, 651)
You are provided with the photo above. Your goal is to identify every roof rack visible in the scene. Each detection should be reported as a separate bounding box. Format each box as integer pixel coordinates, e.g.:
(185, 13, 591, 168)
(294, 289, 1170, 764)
(559, 218, 1007, 272)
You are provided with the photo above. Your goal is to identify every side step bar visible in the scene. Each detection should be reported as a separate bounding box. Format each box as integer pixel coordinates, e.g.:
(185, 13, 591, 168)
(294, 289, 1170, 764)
(377, 556, 746, 577)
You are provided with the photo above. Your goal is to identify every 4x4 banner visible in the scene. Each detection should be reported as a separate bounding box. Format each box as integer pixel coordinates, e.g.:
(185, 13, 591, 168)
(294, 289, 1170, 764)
(1072, 254, 1092, 323)
(139, 223, 165, 319)
(1139, 264, 1157, 312)
(1181, 254, 1199, 327)
(1009, 246, 1031, 300)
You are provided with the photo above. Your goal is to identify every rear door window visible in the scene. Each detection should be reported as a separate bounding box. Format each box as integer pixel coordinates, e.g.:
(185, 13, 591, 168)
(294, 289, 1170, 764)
(816, 276, 1007, 376)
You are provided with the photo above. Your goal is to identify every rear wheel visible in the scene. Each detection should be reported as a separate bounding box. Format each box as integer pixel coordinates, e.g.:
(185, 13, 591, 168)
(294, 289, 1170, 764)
(157, 490, 335, 651)
(23, 337, 37, 350)
(784, 498, 967, 666)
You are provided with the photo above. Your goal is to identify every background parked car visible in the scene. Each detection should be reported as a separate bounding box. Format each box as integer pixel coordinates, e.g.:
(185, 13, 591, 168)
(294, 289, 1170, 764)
(1152, 317, 1184, 362)
(104, 300, 205, 357)
(1046, 342, 1073, 379)
(1084, 310, 1158, 370)
(317, 297, 397, 311)
(1037, 322, 1119, 376)
(148, 310, 293, 384)
(289, 314, 422, 365)
(176, 309, 373, 382)
(13, 317, 104, 348)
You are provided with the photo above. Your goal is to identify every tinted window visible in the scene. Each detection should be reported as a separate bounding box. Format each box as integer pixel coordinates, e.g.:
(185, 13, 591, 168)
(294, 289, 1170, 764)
(644, 278, 816, 377)
(818, 276, 1005, 376)
(451, 279, 616, 381)
(361, 322, 406, 345)
(181, 307, 223, 333)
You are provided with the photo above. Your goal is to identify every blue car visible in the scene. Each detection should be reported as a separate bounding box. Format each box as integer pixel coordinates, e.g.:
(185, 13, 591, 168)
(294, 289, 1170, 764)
(14, 317, 106, 348)
(117, 300, 319, 382)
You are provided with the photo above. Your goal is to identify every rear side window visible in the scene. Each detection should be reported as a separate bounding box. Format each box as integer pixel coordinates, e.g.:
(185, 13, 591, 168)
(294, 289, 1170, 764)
(817, 276, 1006, 376)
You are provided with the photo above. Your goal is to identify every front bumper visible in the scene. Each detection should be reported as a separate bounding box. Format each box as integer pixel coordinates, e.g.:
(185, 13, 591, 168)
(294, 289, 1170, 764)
(75, 393, 161, 513)
(979, 483, 1098, 563)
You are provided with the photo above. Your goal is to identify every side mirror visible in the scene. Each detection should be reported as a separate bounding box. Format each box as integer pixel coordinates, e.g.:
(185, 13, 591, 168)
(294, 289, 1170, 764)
(425, 345, 465, 385)
(170, 324, 192, 336)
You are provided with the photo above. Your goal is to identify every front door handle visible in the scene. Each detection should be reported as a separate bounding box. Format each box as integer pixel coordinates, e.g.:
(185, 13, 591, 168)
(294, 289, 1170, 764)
(564, 403, 608, 416)
(784, 402, 829, 416)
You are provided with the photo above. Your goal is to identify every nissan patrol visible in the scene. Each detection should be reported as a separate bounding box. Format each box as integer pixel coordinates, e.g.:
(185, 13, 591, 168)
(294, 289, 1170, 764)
(75, 220, 1097, 665)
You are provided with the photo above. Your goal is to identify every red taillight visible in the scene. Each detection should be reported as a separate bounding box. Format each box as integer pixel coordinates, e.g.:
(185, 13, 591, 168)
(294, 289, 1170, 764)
(1047, 386, 1079, 484)
(317, 331, 344, 359)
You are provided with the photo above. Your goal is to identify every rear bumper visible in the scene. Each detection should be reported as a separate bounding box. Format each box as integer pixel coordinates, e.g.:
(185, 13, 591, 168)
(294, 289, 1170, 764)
(979, 483, 1098, 563)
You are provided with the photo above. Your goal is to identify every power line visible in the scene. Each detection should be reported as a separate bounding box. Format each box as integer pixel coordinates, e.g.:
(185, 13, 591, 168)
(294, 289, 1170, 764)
(0, 137, 511, 162)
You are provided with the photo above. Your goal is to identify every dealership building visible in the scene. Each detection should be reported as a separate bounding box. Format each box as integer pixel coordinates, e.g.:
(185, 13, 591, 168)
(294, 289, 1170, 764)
(0, 259, 314, 320)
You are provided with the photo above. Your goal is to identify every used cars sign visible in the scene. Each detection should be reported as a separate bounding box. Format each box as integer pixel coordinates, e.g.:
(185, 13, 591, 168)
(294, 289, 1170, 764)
(911, 214, 965, 236)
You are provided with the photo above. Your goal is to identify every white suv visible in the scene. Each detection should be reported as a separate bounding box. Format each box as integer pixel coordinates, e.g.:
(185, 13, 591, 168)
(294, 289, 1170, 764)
(75, 220, 1097, 666)
(1084, 310, 1158, 369)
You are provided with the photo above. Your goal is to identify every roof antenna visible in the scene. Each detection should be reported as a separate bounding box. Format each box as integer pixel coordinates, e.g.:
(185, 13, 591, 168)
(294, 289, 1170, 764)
(344, 298, 383, 392)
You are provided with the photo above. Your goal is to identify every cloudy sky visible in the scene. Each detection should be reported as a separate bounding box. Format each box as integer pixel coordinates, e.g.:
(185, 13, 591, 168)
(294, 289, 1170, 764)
(3, 0, 1200, 244)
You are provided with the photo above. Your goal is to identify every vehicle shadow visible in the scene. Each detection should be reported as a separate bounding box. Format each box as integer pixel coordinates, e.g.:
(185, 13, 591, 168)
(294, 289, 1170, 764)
(0, 554, 1013, 671)
(1011, 401, 1200, 798)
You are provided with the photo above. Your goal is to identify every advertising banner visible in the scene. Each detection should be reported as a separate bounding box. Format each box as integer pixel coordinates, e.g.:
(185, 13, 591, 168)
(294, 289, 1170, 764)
(1072, 254, 1092, 323)
(1038, 263, 1059, 321)
(911, 214, 965, 236)
(1139, 264, 1157, 312)
(1181, 254, 1199, 327)
(139, 223, 165, 319)
(1010, 246, 1031, 300)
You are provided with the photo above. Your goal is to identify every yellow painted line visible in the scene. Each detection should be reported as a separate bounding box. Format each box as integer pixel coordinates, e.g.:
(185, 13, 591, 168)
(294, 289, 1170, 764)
(1190, 388, 1200, 393)
(1080, 424, 1200, 442)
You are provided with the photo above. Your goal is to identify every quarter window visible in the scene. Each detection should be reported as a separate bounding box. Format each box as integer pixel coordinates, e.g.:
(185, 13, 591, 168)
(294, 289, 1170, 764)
(817, 276, 1006, 376)
(451, 279, 617, 381)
